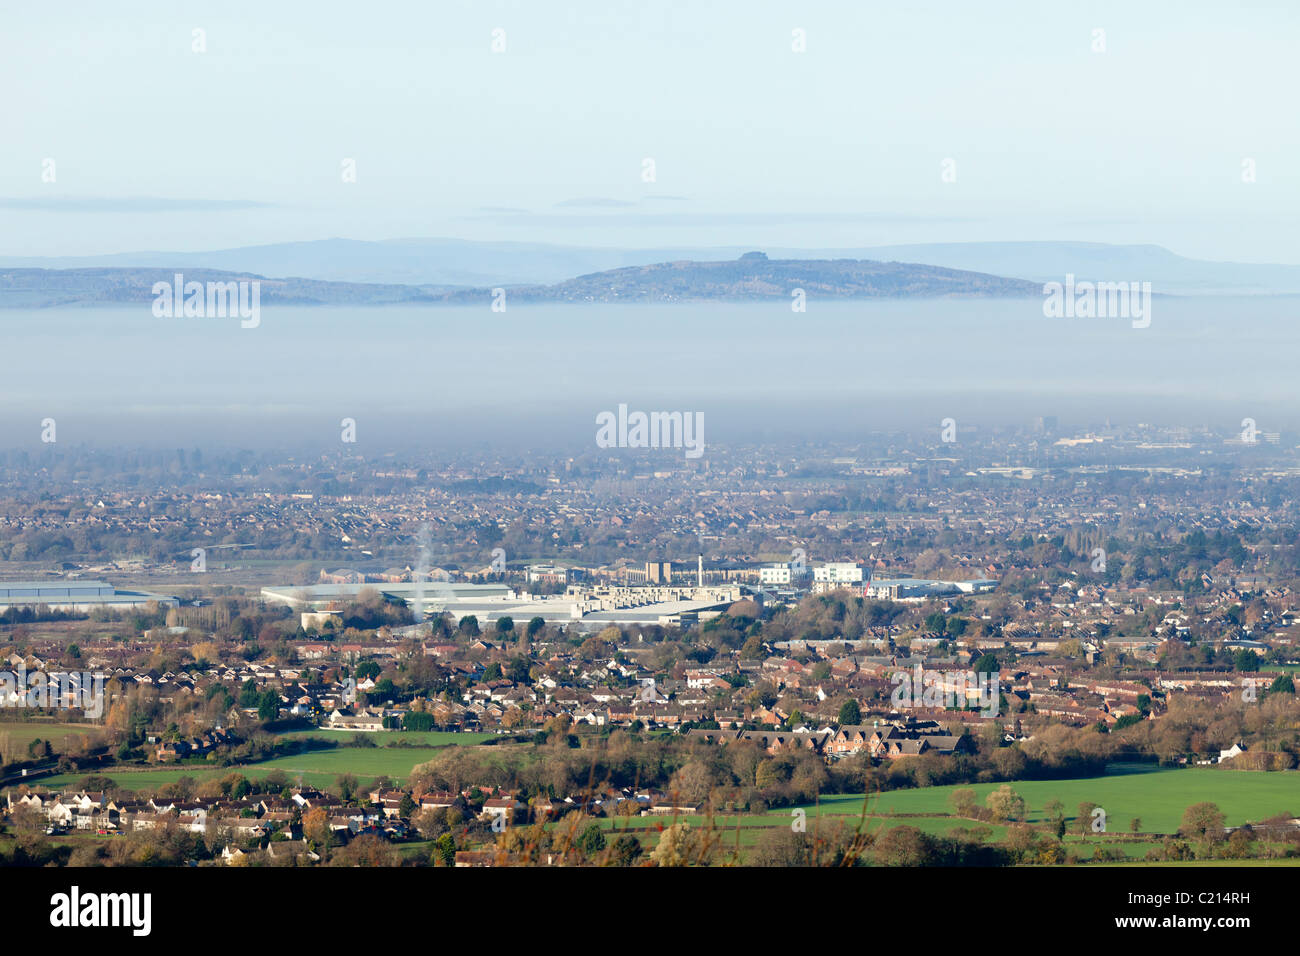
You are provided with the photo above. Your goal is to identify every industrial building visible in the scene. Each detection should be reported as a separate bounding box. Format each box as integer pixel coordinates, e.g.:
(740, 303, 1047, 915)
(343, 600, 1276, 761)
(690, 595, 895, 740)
(261, 580, 742, 631)
(0, 580, 179, 612)
(865, 578, 998, 601)
(260, 581, 512, 610)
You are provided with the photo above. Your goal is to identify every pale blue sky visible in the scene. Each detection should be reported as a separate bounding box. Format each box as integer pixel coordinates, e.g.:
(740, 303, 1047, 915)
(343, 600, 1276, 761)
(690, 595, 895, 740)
(3, 0, 1298, 260)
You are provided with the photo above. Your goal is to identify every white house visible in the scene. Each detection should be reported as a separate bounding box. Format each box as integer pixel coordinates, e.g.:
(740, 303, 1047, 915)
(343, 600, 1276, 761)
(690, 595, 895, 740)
(1219, 742, 1246, 763)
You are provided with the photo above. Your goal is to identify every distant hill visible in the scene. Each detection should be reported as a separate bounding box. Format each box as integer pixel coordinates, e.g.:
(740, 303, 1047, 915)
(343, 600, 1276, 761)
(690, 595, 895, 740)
(440, 255, 1040, 303)
(0, 256, 1039, 307)
(0, 268, 451, 307)
(0, 239, 741, 288)
(4, 238, 1299, 294)
(811, 242, 1300, 296)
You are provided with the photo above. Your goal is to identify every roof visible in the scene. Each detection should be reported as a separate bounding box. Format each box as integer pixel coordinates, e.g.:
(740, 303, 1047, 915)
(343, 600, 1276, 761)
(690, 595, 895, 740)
(0, 580, 114, 595)
(262, 582, 512, 604)
(584, 598, 735, 622)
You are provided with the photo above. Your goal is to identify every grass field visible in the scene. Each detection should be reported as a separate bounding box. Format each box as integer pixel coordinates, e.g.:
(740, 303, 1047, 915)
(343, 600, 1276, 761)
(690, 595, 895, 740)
(251, 745, 463, 781)
(30, 730, 494, 793)
(503, 766, 1298, 865)
(276, 729, 495, 748)
(0, 719, 106, 757)
(34, 750, 450, 793)
(588, 812, 1011, 849)
(1088, 858, 1300, 867)
(552, 763, 1297, 857)
(815, 764, 1299, 834)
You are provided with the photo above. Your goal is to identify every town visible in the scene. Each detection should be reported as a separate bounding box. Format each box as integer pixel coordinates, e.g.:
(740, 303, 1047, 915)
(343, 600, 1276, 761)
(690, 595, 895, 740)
(1, 426, 1298, 867)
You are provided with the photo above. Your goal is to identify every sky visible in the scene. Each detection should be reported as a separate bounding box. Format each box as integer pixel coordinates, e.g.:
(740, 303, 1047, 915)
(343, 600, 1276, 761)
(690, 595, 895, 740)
(3, 1, 1299, 261)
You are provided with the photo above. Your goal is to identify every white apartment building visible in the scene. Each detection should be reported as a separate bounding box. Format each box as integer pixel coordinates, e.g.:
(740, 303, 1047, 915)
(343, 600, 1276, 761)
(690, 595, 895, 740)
(813, 562, 864, 584)
(759, 564, 793, 586)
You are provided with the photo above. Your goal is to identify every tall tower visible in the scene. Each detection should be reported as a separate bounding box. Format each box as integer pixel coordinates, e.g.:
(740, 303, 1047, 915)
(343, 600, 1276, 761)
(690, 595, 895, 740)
(697, 554, 703, 588)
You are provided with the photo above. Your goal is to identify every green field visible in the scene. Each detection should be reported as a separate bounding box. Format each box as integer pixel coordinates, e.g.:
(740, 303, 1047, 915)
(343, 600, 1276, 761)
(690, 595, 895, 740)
(28, 731, 495, 793)
(565, 764, 1297, 852)
(34, 750, 449, 793)
(823, 764, 1299, 834)
(0, 719, 106, 756)
(589, 812, 1010, 849)
(277, 729, 495, 748)
(1088, 858, 1300, 867)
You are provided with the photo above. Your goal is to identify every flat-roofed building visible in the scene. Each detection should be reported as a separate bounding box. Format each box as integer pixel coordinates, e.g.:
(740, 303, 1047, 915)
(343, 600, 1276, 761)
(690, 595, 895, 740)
(759, 564, 793, 586)
(814, 562, 864, 584)
(865, 578, 998, 601)
(261, 582, 512, 610)
(525, 565, 569, 586)
(0, 580, 178, 612)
